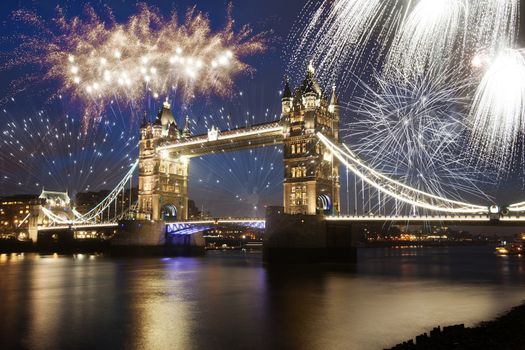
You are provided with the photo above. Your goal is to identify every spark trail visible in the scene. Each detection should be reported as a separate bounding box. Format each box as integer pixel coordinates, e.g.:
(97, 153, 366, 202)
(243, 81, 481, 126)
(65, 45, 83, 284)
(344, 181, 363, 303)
(289, 0, 518, 86)
(345, 72, 491, 212)
(3, 3, 267, 125)
(384, 0, 518, 81)
(468, 48, 525, 172)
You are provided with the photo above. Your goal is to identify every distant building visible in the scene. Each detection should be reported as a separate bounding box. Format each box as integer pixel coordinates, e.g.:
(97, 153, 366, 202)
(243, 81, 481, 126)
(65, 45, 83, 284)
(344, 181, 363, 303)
(0, 194, 38, 231)
(38, 189, 73, 223)
(188, 200, 202, 219)
(75, 190, 111, 214)
(39, 190, 71, 209)
(204, 226, 264, 240)
(0, 189, 71, 234)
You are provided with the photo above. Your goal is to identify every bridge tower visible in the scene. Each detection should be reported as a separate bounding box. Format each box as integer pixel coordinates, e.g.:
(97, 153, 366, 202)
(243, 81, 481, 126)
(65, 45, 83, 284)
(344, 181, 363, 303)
(137, 100, 189, 221)
(281, 63, 341, 215)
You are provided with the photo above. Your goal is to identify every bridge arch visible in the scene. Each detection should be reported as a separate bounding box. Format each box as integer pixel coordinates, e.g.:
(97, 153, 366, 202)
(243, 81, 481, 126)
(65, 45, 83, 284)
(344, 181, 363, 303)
(161, 204, 178, 220)
(317, 194, 332, 213)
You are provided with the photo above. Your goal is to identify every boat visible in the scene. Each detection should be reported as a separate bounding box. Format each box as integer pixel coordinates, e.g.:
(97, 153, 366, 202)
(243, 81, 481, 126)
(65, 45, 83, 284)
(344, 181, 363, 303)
(495, 242, 524, 255)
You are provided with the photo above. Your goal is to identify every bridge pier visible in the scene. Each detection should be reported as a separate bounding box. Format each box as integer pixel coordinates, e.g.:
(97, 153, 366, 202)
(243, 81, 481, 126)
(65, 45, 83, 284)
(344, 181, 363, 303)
(263, 208, 357, 264)
(111, 220, 205, 256)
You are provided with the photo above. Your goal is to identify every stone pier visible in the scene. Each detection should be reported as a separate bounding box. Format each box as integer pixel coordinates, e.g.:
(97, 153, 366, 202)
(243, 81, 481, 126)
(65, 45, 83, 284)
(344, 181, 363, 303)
(111, 220, 205, 256)
(263, 208, 357, 263)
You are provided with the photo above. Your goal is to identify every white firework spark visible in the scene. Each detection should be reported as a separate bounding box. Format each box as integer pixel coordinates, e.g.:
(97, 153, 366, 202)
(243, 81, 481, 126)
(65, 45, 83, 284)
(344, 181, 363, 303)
(383, 0, 469, 80)
(4, 4, 266, 125)
(345, 71, 491, 211)
(468, 48, 525, 171)
(289, 0, 519, 87)
(384, 0, 519, 81)
(287, 0, 405, 89)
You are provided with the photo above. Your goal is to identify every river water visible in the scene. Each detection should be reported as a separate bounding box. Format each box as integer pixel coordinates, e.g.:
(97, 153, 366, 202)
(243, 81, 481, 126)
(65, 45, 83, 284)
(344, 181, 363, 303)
(0, 246, 524, 349)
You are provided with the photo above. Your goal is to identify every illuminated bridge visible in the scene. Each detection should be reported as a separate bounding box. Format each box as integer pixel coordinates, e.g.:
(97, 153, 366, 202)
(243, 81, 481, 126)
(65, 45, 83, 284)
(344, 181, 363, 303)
(19, 66, 525, 262)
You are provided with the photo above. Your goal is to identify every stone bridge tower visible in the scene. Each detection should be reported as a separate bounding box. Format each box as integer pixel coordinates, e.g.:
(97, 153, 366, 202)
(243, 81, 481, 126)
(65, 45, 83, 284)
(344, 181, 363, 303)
(281, 63, 341, 215)
(137, 100, 190, 221)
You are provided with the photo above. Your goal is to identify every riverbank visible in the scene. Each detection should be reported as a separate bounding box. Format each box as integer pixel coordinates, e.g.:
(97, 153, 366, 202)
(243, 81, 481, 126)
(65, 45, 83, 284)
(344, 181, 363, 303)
(389, 302, 525, 349)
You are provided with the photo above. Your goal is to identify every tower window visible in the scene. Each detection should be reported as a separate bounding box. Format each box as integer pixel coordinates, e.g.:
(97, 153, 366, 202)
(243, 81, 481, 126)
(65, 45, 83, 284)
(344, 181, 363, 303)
(291, 143, 307, 155)
(291, 166, 307, 178)
(290, 185, 307, 206)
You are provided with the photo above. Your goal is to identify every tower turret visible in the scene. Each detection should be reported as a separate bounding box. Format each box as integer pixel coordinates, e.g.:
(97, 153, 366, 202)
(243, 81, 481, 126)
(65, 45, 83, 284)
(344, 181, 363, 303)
(141, 111, 148, 128)
(328, 85, 340, 141)
(328, 85, 339, 114)
(182, 116, 191, 138)
(301, 62, 321, 111)
(155, 98, 177, 138)
(281, 77, 293, 115)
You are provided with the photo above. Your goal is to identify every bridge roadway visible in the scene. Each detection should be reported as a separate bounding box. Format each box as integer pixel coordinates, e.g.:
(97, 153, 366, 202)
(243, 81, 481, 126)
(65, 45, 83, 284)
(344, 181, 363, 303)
(157, 121, 283, 158)
(36, 218, 266, 232)
(36, 214, 525, 232)
(327, 215, 525, 226)
(165, 218, 266, 225)
(37, 223, 119, 232)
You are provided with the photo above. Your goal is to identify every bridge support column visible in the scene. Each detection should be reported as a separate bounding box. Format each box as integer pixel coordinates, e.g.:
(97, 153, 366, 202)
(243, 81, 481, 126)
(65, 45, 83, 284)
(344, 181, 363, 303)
(263, 208, 357, 264)
(111, 220, 204, 256)
(28, 204, 42, 244)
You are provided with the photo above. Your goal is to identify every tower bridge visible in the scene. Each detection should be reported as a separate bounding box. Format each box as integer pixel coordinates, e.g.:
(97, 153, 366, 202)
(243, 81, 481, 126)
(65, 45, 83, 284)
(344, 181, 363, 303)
(15, 64, 525, 261)
(136, 63, 341, 222)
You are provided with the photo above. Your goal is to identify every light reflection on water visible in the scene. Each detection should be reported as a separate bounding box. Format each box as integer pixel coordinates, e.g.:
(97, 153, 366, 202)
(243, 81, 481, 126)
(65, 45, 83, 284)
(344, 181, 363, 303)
(0, 246, 524, 350)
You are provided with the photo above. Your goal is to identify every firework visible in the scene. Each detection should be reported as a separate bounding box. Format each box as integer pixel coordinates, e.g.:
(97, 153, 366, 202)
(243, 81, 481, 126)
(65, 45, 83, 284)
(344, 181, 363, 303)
(0, 99, 138, 195)
(286, 0, 404, 89)
(190, 146, 283, 217)
(4, 3, 266, 125)
(383, 0, 469, 80)
(384, 0, 518, 81)
(345, 71, 491, 214)
(467, 48, 525, 171)
(289, 0, 518, 88)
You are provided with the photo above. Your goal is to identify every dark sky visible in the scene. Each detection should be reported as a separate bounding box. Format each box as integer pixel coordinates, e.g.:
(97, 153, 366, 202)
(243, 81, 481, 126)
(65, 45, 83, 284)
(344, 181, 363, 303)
(2, 0, 525, 218)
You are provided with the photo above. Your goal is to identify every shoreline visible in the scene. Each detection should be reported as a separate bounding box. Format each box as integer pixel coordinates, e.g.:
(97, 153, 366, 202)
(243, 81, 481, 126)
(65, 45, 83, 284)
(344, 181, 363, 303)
(388, 302, 525, 349)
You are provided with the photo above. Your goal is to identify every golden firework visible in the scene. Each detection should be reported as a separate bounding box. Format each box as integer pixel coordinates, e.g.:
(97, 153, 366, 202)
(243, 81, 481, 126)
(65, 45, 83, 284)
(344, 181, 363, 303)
(6, 3, 267, 124)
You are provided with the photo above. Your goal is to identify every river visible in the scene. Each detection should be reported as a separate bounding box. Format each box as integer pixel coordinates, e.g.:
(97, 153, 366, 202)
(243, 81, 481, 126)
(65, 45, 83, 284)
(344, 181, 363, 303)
(0, 246, 524, 349)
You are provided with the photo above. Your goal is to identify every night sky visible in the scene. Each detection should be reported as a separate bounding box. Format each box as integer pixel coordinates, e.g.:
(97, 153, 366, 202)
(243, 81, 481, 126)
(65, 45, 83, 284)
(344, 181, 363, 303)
(2, 0, 525, 217)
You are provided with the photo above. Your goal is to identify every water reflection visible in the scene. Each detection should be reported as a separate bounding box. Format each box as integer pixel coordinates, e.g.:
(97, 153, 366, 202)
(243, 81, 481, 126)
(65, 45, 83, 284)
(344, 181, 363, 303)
(0, 247, 524, 350)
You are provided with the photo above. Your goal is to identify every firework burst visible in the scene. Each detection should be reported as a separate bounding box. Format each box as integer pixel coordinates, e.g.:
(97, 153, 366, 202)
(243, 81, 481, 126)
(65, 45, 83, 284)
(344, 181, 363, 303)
(288, 0, 519, 88)
(3, 3, 266, 125)
(0, 99, 138, 195)
(345, 71, 491, 211)
(384, 0, 518, 81)
(467, 48, 525, 172)
(383, 0, 470, 81)
(286, 0, 405, 89)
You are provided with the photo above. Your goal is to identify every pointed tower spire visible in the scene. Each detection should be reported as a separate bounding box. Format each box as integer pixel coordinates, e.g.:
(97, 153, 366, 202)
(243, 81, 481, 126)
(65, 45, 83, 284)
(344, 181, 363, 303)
(301, 60, 321, 96)
(330, 85, 339, 106)
(328, 84, 340, 116)
(182, 116, 191, 138)
(282, 76, 292, 99)
(163, 96, 171, 109)
(307, 60, 315, 75)
(281, 76, 293, 115)
(141, 111, 148, 128)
